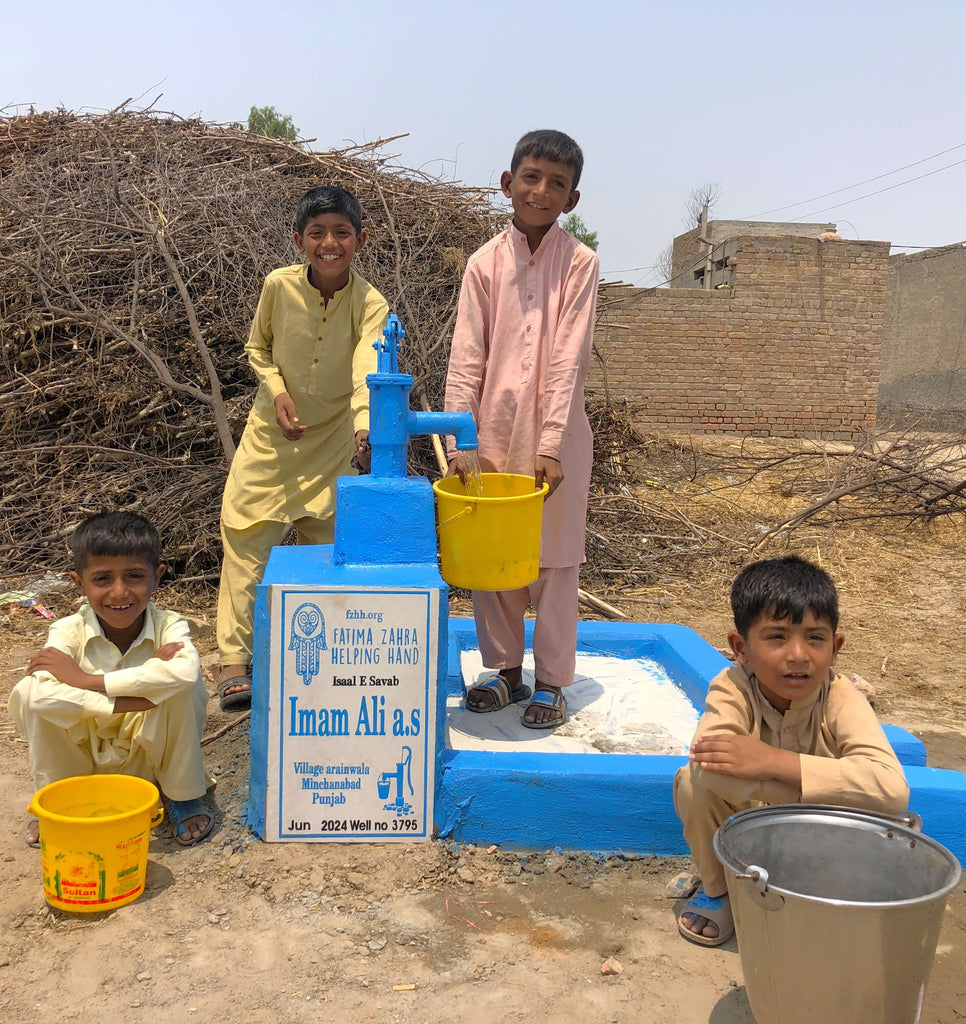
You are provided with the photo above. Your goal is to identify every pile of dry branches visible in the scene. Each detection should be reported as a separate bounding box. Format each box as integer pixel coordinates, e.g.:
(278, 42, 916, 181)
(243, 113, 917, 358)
(0, 109, 497, 578)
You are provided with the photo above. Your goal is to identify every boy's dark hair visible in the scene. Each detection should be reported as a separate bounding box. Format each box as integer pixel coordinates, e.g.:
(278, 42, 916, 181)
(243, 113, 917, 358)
(731, 555, 839, 635)
(70, 511, 162, 572)
(293, 186, 364, 235)
(511, 129, 584, 190)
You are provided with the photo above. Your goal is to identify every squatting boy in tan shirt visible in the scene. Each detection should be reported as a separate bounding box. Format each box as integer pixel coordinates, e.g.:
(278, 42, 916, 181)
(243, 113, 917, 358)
(674, 555, 909, 946)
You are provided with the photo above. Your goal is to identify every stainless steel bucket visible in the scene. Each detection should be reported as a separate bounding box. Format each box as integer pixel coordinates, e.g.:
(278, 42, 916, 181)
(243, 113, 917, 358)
(713, 805, 961, 1024)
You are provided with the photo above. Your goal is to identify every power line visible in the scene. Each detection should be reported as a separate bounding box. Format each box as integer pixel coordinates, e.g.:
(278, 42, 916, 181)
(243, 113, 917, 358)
(789, 155, 966, 220)
(601, 262, 662, 275)
(605, 151, 966, 280)
(890, 239, 966, 250)
(742, 140, 966, 219)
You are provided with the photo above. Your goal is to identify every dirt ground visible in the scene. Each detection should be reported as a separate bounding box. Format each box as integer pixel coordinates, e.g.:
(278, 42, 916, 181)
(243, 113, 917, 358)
(1, 438, 965, 1023)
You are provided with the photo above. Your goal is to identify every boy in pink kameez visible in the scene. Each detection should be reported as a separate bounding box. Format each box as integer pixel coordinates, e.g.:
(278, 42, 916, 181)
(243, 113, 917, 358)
(444, 130, 599, 729)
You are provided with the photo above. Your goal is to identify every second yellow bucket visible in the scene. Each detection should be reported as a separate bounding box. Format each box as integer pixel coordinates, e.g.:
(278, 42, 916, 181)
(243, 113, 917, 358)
(433, 472, 548, 590)
(27, 774, 163, 913)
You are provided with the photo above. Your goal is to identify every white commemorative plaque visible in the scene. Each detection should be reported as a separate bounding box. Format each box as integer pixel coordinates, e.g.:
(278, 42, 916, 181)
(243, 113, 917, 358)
(265, 584, 440, 841)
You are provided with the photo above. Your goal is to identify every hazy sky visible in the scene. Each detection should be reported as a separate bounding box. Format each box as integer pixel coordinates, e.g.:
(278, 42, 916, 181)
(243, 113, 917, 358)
(4, 0, 964, 285)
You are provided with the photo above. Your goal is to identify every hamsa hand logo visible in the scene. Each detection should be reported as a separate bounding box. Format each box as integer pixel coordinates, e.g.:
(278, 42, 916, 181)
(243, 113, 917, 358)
(289, 602, 327, 685)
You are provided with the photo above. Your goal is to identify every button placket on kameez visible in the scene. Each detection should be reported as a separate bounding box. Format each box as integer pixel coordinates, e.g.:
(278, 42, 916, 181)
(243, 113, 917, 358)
(308, 290, 336, 393)
(522, 249, 537, 384)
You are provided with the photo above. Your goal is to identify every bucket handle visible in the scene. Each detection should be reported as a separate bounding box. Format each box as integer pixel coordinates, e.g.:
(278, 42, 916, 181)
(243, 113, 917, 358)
(896, 811, 923, 832)
(735, 865, 785, 910)
(437, 505, 473, 531)
(735, 865, 770, 896)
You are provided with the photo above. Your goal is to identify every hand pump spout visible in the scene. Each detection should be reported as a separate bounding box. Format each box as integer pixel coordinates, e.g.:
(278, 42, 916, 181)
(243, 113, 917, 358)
(367, 314, 477, 478)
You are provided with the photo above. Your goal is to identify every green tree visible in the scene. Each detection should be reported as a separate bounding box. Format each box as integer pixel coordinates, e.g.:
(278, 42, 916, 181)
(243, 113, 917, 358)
(561, 213, 598, 251)
(247, 105, 299, 141)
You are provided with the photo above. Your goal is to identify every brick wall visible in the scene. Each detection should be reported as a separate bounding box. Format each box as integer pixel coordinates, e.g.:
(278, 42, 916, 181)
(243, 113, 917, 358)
(880, 244, 966, 428)
(591, 236, 889, 440)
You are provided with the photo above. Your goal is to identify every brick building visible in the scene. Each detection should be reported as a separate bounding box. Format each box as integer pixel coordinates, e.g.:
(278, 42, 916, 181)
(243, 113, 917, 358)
(590, 231, 889, 440)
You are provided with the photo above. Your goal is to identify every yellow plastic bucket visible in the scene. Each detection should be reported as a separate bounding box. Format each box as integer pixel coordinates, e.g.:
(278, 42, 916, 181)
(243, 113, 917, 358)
(27, 774, 163, 913)
(433, 472, 548, 591)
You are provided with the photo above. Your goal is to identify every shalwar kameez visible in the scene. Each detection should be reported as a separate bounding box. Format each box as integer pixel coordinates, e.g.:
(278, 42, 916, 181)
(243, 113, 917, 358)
(9, 603, 208, 800)
(218, 265, 388, 665)
(445, 222, 599, 688)
(674, 663, 910, 896)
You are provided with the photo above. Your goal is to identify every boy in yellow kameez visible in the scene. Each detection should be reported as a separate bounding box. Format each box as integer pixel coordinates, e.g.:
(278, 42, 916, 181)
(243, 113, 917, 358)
(9, 512, 211, 847)
(216, 187, 388, 710)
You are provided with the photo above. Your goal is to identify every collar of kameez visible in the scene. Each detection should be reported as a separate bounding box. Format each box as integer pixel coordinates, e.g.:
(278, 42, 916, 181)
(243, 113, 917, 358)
(79, 601, 159, 654)
(300, 263, 355, 310)
(508, 219, 560, 259)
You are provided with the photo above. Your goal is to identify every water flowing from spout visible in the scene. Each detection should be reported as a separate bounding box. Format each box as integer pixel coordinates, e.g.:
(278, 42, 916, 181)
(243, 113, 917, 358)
(461, 451, 484, 498)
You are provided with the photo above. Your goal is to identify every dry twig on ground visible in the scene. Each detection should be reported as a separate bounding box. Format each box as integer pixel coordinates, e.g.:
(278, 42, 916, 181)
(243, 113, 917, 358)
(676, 432, 966, 548)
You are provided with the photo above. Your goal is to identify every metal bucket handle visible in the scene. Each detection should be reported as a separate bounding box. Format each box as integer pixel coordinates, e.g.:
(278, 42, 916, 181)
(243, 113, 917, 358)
(723, 805, 925, 876)
(725, 808, 924, 911)
(734, 865, 786, 909)
(896, 811, 923, 832)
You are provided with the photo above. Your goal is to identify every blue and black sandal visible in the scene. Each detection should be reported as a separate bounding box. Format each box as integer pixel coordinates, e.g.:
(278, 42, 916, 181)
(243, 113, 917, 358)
(168, 798, 214, 847)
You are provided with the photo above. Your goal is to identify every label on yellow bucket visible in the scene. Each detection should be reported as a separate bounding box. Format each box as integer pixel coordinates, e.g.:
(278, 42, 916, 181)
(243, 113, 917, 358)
(43, 832, 146, 908)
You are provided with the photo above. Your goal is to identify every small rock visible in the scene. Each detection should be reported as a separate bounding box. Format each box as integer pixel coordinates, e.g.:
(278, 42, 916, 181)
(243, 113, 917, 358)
(368, 938, 387, 952)
(600, 957, 624, 976)
(665, 871, 700, 899)
(849, 673, 876, 704)
(136, 971, 152, 982)
(457, 865, 476, 883)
